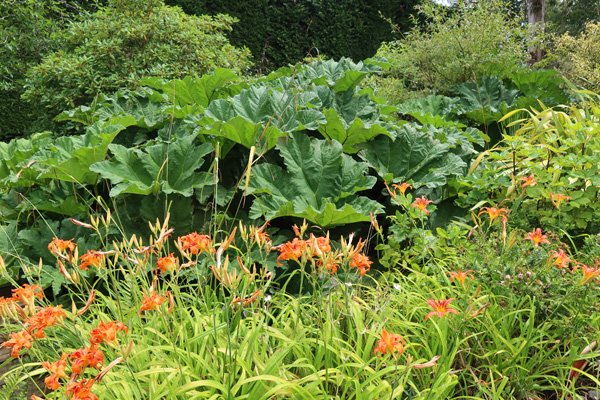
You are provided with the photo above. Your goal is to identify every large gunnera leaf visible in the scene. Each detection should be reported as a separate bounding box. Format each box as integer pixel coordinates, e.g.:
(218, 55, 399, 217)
(90, 135, 213, 197)
(452, 76, 520, 124)
(358, 125, 467, 189)
(247, 133, 382, 228)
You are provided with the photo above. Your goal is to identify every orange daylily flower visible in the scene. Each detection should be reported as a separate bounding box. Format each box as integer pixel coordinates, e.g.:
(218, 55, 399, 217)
(317, 258, 340, 274)
(41, 352, 69, 390)
(231, 290, 262, 307)
(550, 249, 572, 269)
(524, 228, 551, 248)
(478, 207, 508, 224)
(48, 238, 76, 256)
(65, 378, 98, 400)
(155, 253, 179, 275)
(373, 328, 405, 357)
(425, 298, 459, 321)
(25, 306, 65, 339)
(178, 232, 213, 255)
(12, 283, 43, 315)
(12, 283, 43, 303)
(1, 329, 33, 358)
(70, 344, 104, 376)
(411, 196, 433, 215)
(0, 296, 16, 319)
(574, 262, 600, 285)
(79, 251, 106, 270)
(350, 253, 372, 276)
(139, 293, 166, 315)
(308, 235, 332, 256)
(276, 238, 306, 266)
(385, 182, 412, 199)
(549, 193, 571, 209)
(478, 206, 509, 239)
(447, 270, 475, 289)
(519, 174, 537, 188)
(90, 321, 128, 345)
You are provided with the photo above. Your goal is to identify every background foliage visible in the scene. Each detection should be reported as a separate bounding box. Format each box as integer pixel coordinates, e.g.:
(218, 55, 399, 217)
(21, 0, 252, 126)
(165, 0, 420, 70)
(372, 0, 530, 103)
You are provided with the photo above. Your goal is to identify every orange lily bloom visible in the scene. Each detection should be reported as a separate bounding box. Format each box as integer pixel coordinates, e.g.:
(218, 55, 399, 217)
(48, 238, 76, 256)
(1, 329, 33, 358)
(549, 193, 571, 209)
(70, 344, 104, 376)
(519, 174, 537, 188)
(0, 296, 16, 319)
(139, 293, 166, 315)
(79, 251, 106, 270)
(65, 378, 98, 400)
(178, 232, 213, 255)
(478, 207, 508, 224)
(350, 253, 372, 276)
(90, 321, 128, 345)
(425, 298, 459, 321)
(524, 228, 551, 248)
(317, 258, 340, 274)
(25, 306, 65, 339)
(411, 196, 433, 215)
(12, 283, 43, 315)
(231, 290, 262, 307)
(309, 235, 332, 256)
(447, 270, 475, 289)
(385, 182, 412, 199)
(373, 328, 405, 357)
(276, 238, 306, 266)
(12, 283, 43, 303)
(155, 253, 179, 275)
(550, 249, 572, 269)
(41, 352, 69, 390)
(574, 262, 600, 285)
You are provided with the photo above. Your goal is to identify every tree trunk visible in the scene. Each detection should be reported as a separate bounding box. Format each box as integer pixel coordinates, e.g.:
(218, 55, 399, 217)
(528, 0, 546, 64)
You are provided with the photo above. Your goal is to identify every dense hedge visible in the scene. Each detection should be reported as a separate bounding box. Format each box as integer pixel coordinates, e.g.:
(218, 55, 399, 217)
(166, 0, 419, 70)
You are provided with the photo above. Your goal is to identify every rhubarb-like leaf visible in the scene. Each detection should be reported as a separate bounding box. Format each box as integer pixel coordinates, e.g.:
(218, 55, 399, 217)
(90, 135, 213, 197)
(247, 132, 382, 228)
(358, 124, 467, 189)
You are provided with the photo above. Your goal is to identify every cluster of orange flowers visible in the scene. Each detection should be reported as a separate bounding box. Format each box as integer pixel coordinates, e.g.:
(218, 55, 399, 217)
(275, 226, 373, 277)
(0, 283, 126, 399)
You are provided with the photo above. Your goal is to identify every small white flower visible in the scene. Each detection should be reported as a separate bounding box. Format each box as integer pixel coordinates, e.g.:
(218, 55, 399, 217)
(344, 282, 352, 287)
(393, 284, 401, 292)
(264, 295, 272, 302)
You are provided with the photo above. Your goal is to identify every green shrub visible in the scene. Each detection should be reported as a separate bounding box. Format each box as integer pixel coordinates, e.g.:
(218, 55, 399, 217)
(22, 0, 251, 120)
(0, 0, 88, 138)
(549, 22, 600, 92)
(374, 0, 529, 99)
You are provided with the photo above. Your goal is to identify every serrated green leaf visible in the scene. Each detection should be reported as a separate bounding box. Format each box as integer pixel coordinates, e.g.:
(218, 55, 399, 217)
(358, 124, 467, 189)
(318, 108, 390, 153)
(452, 76, 520, 124)
(205, 116, 286, 151)
(90, 136, 214, 197)
(32, 122, 124, 184)
(247, 132, 381, 228)
(142, 69, 240, 107)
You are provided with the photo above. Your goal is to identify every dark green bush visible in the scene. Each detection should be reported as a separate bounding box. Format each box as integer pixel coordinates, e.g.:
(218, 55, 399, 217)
(0, 0, 87, 138)
(166, 0, 419, 70)
(22, 0, 252, 120)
